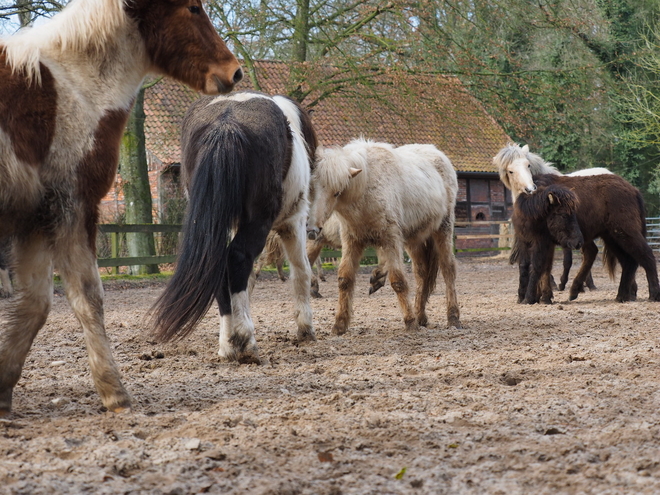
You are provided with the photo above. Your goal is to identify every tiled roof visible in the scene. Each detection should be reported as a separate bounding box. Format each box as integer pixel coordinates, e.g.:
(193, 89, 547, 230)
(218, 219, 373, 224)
(143, 61, 510, 174)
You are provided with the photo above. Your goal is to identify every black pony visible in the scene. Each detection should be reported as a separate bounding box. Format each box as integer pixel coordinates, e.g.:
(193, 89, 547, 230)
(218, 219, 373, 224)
(151, 92, 318, 363)
(533, 173, 660, 303)
(513, 181, 583, 304)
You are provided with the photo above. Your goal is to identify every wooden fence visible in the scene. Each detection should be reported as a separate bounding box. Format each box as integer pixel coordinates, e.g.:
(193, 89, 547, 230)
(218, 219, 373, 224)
(97, 218, 660, 269)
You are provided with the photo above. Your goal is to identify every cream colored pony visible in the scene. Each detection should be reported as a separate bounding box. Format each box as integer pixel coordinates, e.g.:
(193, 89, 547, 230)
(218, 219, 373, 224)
(307, 139, 461, 334)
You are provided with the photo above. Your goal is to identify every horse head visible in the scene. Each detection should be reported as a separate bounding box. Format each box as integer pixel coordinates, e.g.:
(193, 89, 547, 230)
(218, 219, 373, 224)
(126, 0, 242, 94)
(519, 180, 583, 251)
(307, 146, 363, 240)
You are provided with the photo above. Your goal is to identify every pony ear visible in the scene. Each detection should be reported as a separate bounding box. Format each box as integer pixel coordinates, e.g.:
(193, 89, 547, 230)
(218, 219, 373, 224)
(349, 167, 362, 178)
(548, 192, 555, 205)
(522, 144, 529, 153)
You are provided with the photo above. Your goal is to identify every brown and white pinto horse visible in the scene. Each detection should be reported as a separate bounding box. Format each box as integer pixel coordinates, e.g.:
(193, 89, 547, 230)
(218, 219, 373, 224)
(0, 0, 241, 415)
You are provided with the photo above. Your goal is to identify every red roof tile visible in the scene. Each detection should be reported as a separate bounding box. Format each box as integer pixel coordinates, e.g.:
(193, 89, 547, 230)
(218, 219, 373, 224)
(143, 61, 510, 174)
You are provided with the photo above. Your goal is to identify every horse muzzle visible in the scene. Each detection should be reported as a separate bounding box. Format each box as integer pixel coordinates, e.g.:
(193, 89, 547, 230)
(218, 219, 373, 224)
(307, 227, 321, 241)
(524, 184, 537, 194)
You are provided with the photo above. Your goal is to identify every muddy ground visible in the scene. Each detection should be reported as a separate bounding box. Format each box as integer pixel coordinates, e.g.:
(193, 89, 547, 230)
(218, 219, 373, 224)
(1, 256, 659, 495)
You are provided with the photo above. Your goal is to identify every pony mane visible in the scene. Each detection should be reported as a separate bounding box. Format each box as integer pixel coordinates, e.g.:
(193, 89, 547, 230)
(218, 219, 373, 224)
(2, 0, 127, 84)
(494, 142, 560, 185)
(315, 143, 368, 193)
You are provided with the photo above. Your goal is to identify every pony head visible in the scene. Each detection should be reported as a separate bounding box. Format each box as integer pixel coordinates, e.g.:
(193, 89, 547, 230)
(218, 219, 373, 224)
(493, 143, 536, 198)
(126, 0, 242, 94)
(307, 145, 363, 240)
(516, 180, 583, 251)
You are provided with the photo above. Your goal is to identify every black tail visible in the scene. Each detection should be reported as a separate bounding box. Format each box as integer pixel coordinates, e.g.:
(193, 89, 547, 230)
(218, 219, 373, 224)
(151, 125, 248, 341)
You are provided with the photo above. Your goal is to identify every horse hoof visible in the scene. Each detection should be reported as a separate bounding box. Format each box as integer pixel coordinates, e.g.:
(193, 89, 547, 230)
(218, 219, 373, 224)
(331, 324, 348, 336)
(568, 293, 578, 301)
(0, 408, 10, 418)
(219, 345, 261, 364)
(110, 405, 131, 414)
(447, 316, 462, 329)
(557, 284, 565, 291)
(417, 316, 428, 327)
(311, 291, 323, 299)
(297, 327, 316, 343)
(405, 320, 420, 332)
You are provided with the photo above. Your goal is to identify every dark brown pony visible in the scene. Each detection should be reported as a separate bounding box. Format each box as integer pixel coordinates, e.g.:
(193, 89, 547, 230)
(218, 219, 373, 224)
(512, 181, 583, 304)
(0, 0, 241, 415)
(534, 174, 660, 303)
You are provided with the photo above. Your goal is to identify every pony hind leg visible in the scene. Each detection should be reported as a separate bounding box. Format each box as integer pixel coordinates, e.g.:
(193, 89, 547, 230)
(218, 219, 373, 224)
(405, 240, 434, 327)
(54, 232, 131, 413)
(432, 226, 461, 328)
(619, 233, 660, 301)
(277, 219, 315, 343)
(0, 236, 53, 415)
(219, 220, 274, 364)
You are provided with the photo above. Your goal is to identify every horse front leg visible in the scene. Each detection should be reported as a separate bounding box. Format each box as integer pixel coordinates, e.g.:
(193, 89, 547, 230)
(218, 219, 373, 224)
(333, 240, 364, 335)
(538, 246, 555, 304)
(558, 247, 572, 291)
(278, 219, 315, 343)
(0, 236, 53, 415)
(569, 241, 598, 301)
(306, 238, 325, 299)
(517, 243, 531, 303)
(380, 245, 418, 332)
(55, 231, 131, 413)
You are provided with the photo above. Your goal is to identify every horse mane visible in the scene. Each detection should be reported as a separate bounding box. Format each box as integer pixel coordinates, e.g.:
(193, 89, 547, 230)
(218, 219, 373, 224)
(2, 0, 127, 84)
(494, 142, 560, 189)
(517, 179, 579, 221)
(315, 140, 369, 193)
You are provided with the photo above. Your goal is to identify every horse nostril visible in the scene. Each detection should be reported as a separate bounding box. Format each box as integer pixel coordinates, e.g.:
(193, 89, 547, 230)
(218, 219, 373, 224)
(233, 67, 243, 84)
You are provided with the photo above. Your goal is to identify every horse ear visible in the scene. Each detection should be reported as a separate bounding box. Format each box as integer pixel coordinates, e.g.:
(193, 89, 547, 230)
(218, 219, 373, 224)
(349, 167, 362, 178)
(548, 193, 555, 205)
(522, 144, 529, 153)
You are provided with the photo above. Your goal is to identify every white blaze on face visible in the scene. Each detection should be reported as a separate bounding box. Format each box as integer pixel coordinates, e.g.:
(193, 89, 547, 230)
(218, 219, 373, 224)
(507, 156, 536, 198)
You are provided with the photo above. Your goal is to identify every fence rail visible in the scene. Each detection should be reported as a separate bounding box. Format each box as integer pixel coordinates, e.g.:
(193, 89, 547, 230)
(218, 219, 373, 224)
(97, 218, 660, 269)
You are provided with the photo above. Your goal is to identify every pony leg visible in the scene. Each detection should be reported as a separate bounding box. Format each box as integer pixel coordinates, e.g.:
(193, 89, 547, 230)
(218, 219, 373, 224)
(54, 234, 131, 413)
(333, 241, 365, 335)
(381, 246, 418, 332)
(558, 247, 572, 291)
(569, 241, 598, 301)
(433, 226, 461, 328)
(0, 269, 12, 298)
(0, 236, 53, 415)
(516, 243, 531, 304)
(218, 222, 271, 364)
(539, 248, 555, 304)
(585, 271, 597, 291)
(368, 264, 388, 295)
(278, 220, 315, 343)
(306, 238, 324, 298)
(406, 242, 430, 327)
(620, 233, 660, 301)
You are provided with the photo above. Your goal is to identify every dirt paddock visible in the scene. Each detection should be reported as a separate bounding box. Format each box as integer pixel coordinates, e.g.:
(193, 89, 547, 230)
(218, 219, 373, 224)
(1, 256, 659, 494)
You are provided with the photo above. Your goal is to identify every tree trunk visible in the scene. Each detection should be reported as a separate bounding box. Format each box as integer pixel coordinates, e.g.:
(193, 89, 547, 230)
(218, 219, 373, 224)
(292, 0, 310, 63)
(120, 86, 160, 275)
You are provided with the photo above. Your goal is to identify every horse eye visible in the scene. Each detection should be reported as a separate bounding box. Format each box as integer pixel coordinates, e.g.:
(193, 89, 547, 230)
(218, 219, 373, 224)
(189, 5, 201, 14)
(509, 170, 513, 174)
(333, 192, 340, 198)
